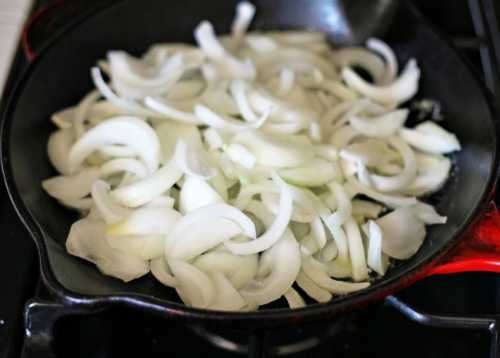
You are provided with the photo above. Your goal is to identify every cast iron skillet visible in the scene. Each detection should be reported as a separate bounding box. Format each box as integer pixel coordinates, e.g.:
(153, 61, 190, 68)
(1, 0, 499, 328)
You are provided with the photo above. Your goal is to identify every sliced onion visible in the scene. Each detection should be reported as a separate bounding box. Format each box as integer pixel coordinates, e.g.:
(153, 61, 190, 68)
(99, 158, 148, 179)
(352, 199, 384, 219)
(366, 220, 388, 275)
(166, 203, 256, 259)
(66, 218, 149, 282)
(111, 159, 182, 207)
(349, 109, 408, 138)
(224, 143, 257, 169)
(370, 136, 417, 192)
(366, 38, 398, 85)
(175, 140, 216, 179)
(47, 129, 75, 175)
(340, 138, 396, 167)
(319, 240, 338, 262)
(376, 207, 426, 259)
(323, 182, 352, 228)
(239, 229, 300, 305)
(344, 218, 368, 281)
(68, 116, 160, 174)
(106, 234, 164, 260)
(42, 167, 100, 201)
(296, 271, 332, 302)
(230, 79, 260, 122)
(225, 173, 292, 255)
(410, 201, 447, 224)
(194, 251, 258, 289)
(347, 175, 417, 208)
(232, 130, 314, 168)
(399, 121, 461, 154)
(284, 288, 306, 309)
(302, 256, 369, 294)
(311, 216, 327, 249)
(107, 206, 181, 236)
(403, 157, 451, 196)
(51, 106, 75, 129)
(321, 219, 349, 264)
(155, 120, 202, 163)
(194, 104, 269, 132)
(168, 259, 215, 308)
(151, 257, 177, 287)
(342, 59, 420, 105)
(74, 90, 101, 138)
(144, 96, 202, 124)
(203, 128, 224, 150)
(279, 158, 338, 187)
(179, 175, 223, 214)
(333, 47, 386, 84)
(209, 271, 247, 311)
(91, 180, 131, 224)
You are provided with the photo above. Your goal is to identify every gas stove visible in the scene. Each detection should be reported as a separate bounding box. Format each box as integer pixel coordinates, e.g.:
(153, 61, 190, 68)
(0, 1, 499, 357)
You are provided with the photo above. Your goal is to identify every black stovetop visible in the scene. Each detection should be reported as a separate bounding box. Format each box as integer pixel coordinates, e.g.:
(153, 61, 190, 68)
(1, 1, 500, 358)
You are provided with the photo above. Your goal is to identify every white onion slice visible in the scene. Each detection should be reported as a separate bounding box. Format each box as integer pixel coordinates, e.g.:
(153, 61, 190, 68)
(42, 167, 100, 201)
(68, 116, 160, 174)
(91, 180, 131, 224)
(410, 201, 447, 224)
(323, 182, 352, 228)
(224, 143, 256, 169)
(229, 79, 260, 122)
(151, 257, 177, 287)
(107, 206, 181, 236)
(111, 159, 182, 207)
(175, 140, 216, 179)
(284, 288, 306, 309)
(168, 259, 215, 308)
(370, 136, 417, 192)
(99, 158, 148, 179)
(144, 96, 202, 124)
(349, 109, 408, 138)
(399, 121, 461, 154)
(73, 90, 101, 138)
(352, 199, 384, 219)
(342, 59, 420, 105)
(296, 271, 332, 302)
(179, 175, 223, 214)
(209, 271, 247, 311)
(366, 220, 388, 275)
(319, 240, 338, 262)
(203, 128, 224, 150)
(51, 106, 74, 129)
(376, 207, 426, 259)
(366, 38, 398, 85)
(403, 157, 451, 196)
(225, 173, 292, 255)
(278, 158, 338, 187)
(344, 218, 368, 281)
(340, 138, 396, 167)
(106, 234, 164, 260)
(66, 218, 149, 282)
(194, 104, 269, 132)
(47, 129, 74, 175)
(240, 229, 300, 305)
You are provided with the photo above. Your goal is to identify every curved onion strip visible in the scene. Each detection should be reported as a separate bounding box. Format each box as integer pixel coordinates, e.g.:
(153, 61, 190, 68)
(240, 229, 300, 305)
(98, 145, 137, 158)
(321, 219, 350, 265)
(344, 218, 368, 281)
(69, 116, 160, 174)
(324, 182, 352, 228)
(209, 271, 247, 311)
(42, 167, 100, 201)
(376, 207, 426, 259)
(224, 143, 256, 169)
(144, 96, 202, 124)
(194, 104, 269, 132)
(349, 109, 408, 138)
(333, 47, 386, 84)
(73, 90, 101, 138)
(230, 79, 260, 122)
(165, 203, 256, 255)
(370, 136, 417, 192)
(347, 175, 417, 208)
(366, 38, 398, 84)
(106, 234, 164, 260)
(60, 197, 93, 210)
(47, 129, 75, 175)
(352, 199, 384, 219)
(179, 175, 223, 214)
(66, 218, 149, 282)
(194, 251, 258, 289)
(225, 173, 293, 255)
(146, 195, 176, 208)
(366, 220, 388, 275)
(410, 202, 447, 224)
(231, 2, 255, 46)
(342, 59, 420, 105)
(168, 259, 215, 308)
(99, 158, 148, 179)
(175, 140, 216, 179)
(403, 157, 451, 196)
(261, 191, 315, 223)
(107, 206, 181, 236)
(111, 159, 182, 207)
(302, 256, 369, 294)
(340, 138, 396, 167)
(329, 125, 360, 149)
(151, 257, 177, 287)
(284, 288, 306, 309)
(91, 67, 156, 116)
(91, 180, 131, 224)
(399, 121, 461, 154)
(296, 271, 332, 302)
(203, 128, 224, 150)
(51, 106, 75, 129)
(311, 216, 327, 249)
(319, 240, 338, 262)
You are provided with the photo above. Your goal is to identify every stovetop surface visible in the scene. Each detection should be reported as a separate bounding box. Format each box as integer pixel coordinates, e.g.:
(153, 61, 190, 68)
(1, 1, 499, 357)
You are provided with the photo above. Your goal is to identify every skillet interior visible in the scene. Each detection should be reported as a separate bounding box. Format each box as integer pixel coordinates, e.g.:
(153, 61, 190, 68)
(1, 0, 497, 320)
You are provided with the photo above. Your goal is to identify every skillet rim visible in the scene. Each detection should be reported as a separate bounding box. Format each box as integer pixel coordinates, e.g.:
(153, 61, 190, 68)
(0, 0, 498, 326)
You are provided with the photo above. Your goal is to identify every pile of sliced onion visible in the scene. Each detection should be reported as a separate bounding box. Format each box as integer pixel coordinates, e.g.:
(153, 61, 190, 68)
(42, 2, 460, 311)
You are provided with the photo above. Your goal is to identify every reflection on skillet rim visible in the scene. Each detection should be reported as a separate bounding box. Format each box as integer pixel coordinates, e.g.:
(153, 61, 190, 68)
(0, 0, 498, 326)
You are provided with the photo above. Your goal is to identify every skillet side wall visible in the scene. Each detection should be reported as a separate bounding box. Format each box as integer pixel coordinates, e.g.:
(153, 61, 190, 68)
(1, 0, 496, 323)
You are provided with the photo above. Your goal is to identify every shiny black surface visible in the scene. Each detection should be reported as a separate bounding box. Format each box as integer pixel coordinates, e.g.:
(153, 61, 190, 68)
(0, 0, 499, 357)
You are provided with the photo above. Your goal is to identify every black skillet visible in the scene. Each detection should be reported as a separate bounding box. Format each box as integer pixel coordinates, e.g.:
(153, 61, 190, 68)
(1, 0, 499, 340)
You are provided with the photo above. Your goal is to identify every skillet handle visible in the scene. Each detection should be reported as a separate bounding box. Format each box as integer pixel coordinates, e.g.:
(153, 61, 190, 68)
(425, 201, 500, 276)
